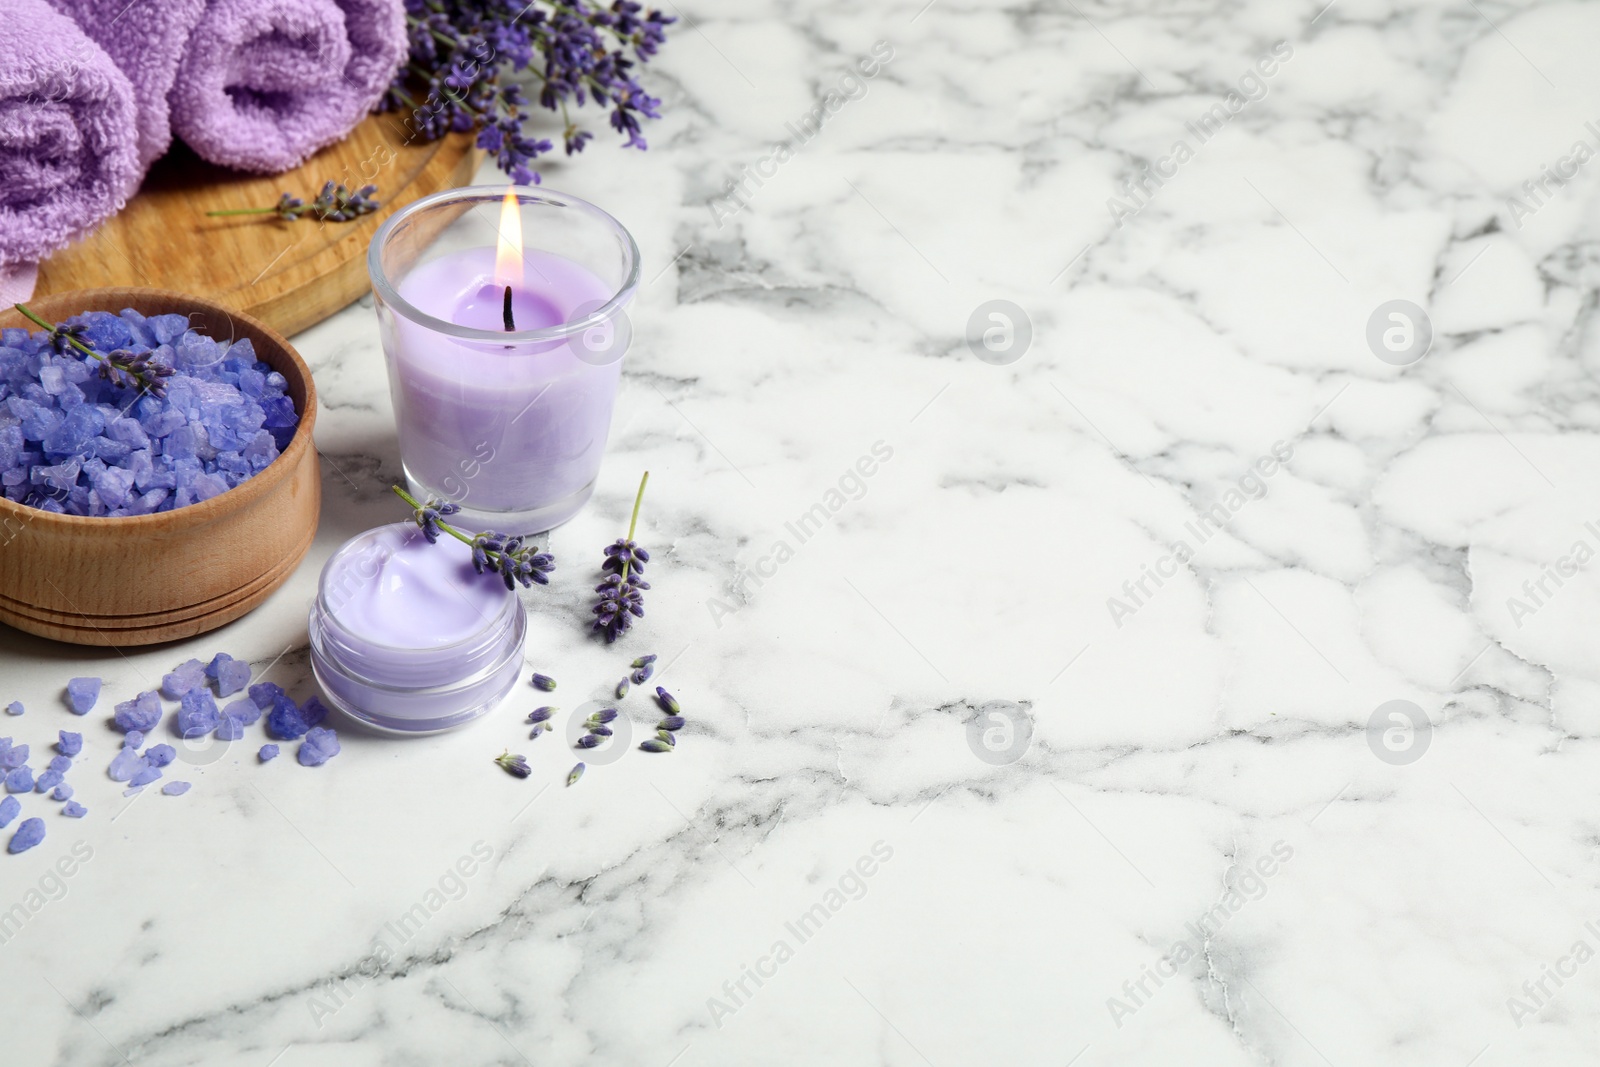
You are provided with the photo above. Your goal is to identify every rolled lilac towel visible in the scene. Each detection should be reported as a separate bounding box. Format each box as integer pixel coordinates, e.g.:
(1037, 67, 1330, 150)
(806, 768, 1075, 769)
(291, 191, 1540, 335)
(169, 0, 406, 172)
(0, 0, 139, 300)
(45, 0, 206, 175)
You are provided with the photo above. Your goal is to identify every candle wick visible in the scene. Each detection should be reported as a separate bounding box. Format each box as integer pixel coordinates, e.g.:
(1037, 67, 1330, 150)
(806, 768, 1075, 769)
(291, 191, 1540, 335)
(503, 285, 515, 332)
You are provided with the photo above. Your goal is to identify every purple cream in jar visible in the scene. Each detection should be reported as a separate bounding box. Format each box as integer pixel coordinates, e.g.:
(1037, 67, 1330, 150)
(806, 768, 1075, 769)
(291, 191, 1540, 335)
(308, 523, 525, 733)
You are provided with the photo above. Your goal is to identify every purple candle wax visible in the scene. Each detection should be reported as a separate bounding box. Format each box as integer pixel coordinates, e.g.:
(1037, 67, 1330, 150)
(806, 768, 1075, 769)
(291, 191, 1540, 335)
(308, 523, 527, 734)
(387, 246, 623, 528)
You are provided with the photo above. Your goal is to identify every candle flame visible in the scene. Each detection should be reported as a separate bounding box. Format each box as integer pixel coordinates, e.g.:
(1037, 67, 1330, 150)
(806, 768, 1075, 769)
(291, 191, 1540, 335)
(493, 187, 523, 289)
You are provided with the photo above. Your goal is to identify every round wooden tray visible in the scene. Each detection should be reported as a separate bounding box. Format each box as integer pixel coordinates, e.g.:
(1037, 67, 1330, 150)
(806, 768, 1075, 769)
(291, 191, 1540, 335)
(35, 117, 484, 338)
(0, 289, 320, 647)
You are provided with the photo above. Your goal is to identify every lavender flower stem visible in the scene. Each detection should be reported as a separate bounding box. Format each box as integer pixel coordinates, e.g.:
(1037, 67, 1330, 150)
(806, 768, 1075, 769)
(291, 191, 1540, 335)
(620, 471, 649, 585)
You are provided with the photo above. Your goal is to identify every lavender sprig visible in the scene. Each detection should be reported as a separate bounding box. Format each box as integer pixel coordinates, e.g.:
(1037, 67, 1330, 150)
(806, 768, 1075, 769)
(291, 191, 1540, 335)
(379, 0, 674, 186)
(207, 182, 380, 222)
(392, 485, 555, 590)
(592, 471, 650, 642)
(13, 304, 173, 397)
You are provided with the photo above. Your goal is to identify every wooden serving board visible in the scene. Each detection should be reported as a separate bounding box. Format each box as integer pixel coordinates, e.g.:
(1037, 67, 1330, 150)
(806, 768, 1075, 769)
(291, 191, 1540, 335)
(36, 116, 484, 338)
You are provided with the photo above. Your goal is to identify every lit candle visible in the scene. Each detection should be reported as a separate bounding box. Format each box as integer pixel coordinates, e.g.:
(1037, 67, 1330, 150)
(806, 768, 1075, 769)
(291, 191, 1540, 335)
(370, 187, 640, 533)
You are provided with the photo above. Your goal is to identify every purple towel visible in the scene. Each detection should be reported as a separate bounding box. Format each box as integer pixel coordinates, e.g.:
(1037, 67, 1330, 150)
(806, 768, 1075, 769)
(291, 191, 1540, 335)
(52, 0, 404, 175)
(45, 0, 206, 175)
(0, 0, 140, 297)
(169, 0, 406, 172)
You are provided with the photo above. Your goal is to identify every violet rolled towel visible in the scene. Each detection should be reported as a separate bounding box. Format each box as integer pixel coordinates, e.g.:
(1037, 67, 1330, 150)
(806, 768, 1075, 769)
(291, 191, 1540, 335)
(169, 0, 406, 172)
(44, 0, 207, 175)
(0, 0, 139, 299)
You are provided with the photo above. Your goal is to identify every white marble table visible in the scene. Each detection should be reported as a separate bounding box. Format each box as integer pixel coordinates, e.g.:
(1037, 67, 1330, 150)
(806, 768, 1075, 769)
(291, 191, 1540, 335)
(6, 0, 1600, 1062)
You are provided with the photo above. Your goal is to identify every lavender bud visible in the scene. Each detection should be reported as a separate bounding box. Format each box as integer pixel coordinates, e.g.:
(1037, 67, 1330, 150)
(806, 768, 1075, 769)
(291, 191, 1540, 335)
(567, 763, 585, 786)
(526, 706, 555, 723)
(531, 673, 557, 691)
(639, 739, 672, 753)
(658, 716, 684, 731)
(655, 687, 680, 715)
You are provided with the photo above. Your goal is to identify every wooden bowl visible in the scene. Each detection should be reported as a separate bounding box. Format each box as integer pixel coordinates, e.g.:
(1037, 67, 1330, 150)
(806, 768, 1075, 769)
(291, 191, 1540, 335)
(0, 288, 320, 646)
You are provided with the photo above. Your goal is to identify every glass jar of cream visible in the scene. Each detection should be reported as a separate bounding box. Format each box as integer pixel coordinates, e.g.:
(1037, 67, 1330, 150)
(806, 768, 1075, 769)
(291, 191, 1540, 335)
(309, 523, 526, 733)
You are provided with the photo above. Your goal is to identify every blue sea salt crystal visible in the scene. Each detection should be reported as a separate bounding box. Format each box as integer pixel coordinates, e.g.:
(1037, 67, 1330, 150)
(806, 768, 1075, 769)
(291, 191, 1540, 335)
(208, 654, 251, 697)
(5, 766, 33, 793)
(248, 681, 285, 710)
(57, 731, 82, 757)
(65, 676, 101, 715)
(258, 744, 279, 762)
(3, 701, 20, 716)
(113, 690, 161, 732)
(221, 697, 261, 727)
(8, 817, 44, 852)
(125, 731, 145, 750)
(62, 802, 86, 818)
(48, 755, 70, 774)
(297, 727, 340, 767)
(162, 659, 206, 698)
(34, 770, 61, 793)
(176, 688, 220, 738)
(0, 795, 17, 828)
(266, 694, 311, 740)
(1, 742, 26, 769)
(51, 784, 72, 801)
(107, 746, 143, 783)
(0, 739, 9, 766)
(301, 696, 328, 729)
(161, 782, 190, 796)
(129, 763, 164, 788)
(144, 744, 175, 768)
(215, 714, 245, 741)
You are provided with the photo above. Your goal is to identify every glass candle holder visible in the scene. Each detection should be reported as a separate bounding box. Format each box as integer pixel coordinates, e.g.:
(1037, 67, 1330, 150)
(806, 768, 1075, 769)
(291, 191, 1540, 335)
(369, 186, 640, 534)
(308, 523, 527, 734)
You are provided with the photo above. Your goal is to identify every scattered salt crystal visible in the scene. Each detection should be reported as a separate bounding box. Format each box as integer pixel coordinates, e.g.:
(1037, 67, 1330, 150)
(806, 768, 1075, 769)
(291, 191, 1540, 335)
(176, 688, 220, 738)
(34, 770, 62, 793)
(266, 694, 312, 740)
(0, 795, 17, 828)
(297, 727, 340, 767)
(5, 767, 33, 793)
(47, 755, 70, 774)
(107, 746, 143, 783)
(62, 802, 86, 818)
(8, 817, 44, 852)
(258, 744, 279, 762)
(64, 677, 101, 714)
(162, 659, 206, 698)
(144, 744, 175, 768)
(113, 691, 161, 733)
(57, 731, 82, 756)
(51, 784, 72, 801)
(129, 763, 164, 788)
(3, 701, 20, 716)
(0, 743, 25, 770)
(125, 731, 145, 750)
(221, 697, 261, 727)
(161, 782, 190, 796)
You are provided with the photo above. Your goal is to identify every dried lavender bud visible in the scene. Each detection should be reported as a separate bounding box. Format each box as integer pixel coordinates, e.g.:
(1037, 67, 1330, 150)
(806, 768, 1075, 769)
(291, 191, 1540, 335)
(639, 739, 672, 753)
(495, 750, 532, 778)
(632, 654, 658, 668)
(15, 304, 170, 397)
(589, 725, 613, 737)
(658, 716, 684, 732)
(568, 763, 585, 786)
(656, 687, 681, 715)
(576, 734, 601, 749)
(655, 730, 675, 746)
(631, 663, 654, 685)
(615, 678, 630, 699)
(531, 673, 557, 692)
(591, 708, 618, 724)
(526, 706, 555, 724)
(593, 473, 651, 642)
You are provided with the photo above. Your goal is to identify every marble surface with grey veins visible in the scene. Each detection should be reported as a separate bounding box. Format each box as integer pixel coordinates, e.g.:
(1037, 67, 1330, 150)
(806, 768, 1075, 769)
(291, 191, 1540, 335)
(6, 0, 1600, 1063)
